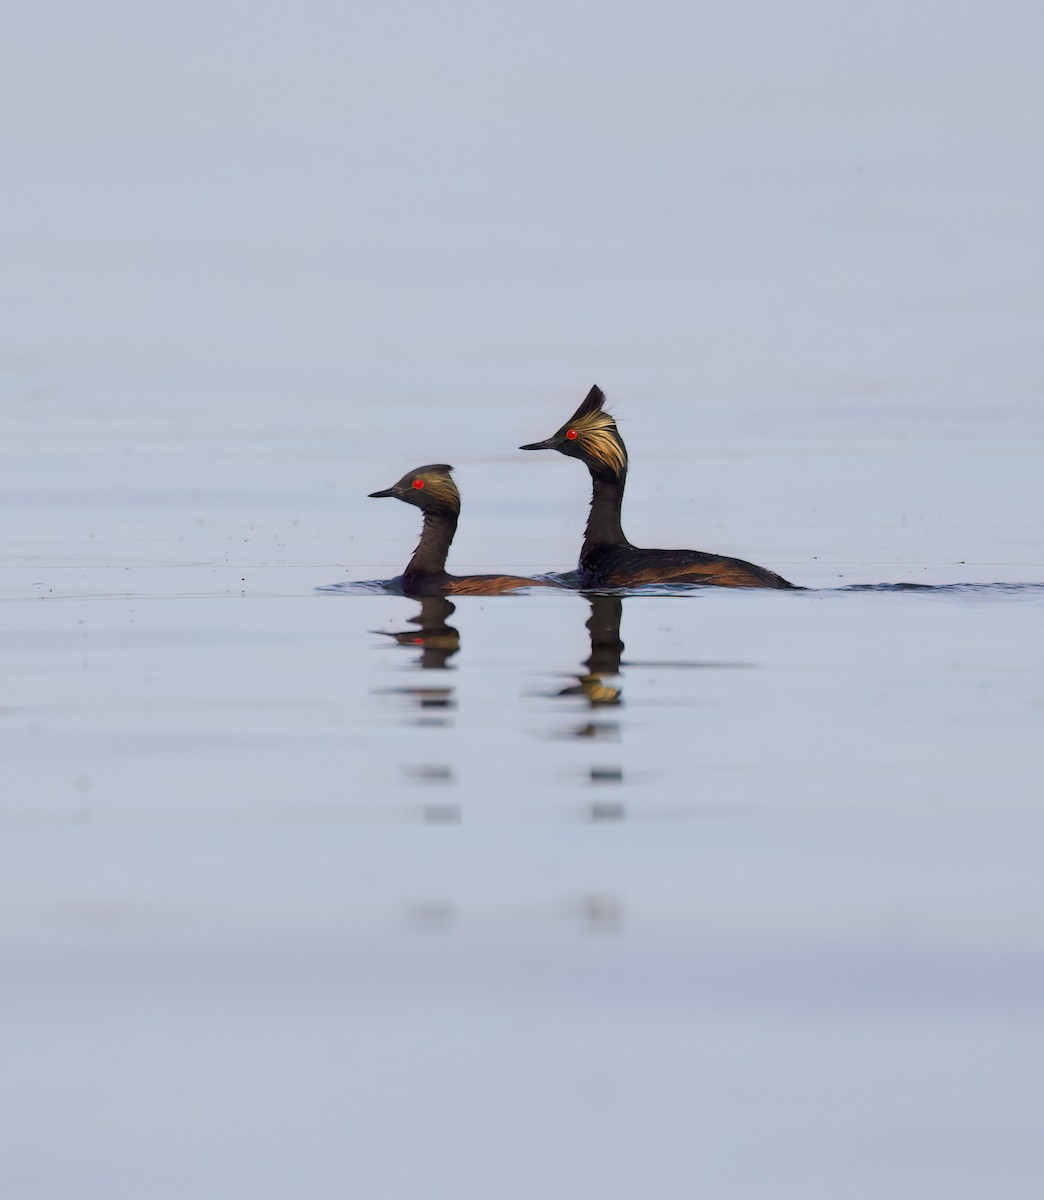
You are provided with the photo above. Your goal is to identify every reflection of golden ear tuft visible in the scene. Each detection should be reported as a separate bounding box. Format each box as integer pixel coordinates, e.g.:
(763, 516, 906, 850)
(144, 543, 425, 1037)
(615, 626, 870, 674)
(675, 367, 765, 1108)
(579, 674, 621, 705)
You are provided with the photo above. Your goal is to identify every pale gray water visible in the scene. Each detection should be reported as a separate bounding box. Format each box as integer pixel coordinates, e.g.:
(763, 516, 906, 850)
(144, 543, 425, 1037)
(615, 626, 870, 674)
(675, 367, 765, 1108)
(3, 2, 1044, 1197)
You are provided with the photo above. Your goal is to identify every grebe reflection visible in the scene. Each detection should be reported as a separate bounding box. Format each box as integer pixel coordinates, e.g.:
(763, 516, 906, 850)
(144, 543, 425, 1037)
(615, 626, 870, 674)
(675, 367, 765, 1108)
(372, 596, 459, 725)
(372, 595, 460, 670)
(556, 595, 625, 707)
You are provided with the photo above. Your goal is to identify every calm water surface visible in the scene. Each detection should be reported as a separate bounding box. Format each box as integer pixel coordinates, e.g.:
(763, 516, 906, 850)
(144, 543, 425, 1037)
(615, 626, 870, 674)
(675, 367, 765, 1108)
(4, 0, 1044, 1195)
(3, 480, 1043, 1198)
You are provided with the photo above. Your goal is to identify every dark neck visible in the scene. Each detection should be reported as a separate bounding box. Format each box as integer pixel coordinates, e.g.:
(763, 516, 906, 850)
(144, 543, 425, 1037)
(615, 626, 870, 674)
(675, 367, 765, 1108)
(584, 467, 630, 551)
(403, 510, 457, 581)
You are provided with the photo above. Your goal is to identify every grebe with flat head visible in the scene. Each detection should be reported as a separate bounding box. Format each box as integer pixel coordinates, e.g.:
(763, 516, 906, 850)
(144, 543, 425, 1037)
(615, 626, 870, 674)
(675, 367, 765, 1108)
(520, 386, 795, 589)
(369, 464, 555, 595)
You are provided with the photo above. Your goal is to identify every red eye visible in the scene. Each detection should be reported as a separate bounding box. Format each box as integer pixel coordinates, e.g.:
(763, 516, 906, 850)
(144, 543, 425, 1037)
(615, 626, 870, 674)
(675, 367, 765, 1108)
(566, 428, 578, 440)
(412, 479, 425, 489)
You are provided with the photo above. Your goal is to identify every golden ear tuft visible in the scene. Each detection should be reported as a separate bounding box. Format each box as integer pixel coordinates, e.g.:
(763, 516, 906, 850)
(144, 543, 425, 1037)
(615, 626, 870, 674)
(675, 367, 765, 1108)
(572, 408, 627, 476)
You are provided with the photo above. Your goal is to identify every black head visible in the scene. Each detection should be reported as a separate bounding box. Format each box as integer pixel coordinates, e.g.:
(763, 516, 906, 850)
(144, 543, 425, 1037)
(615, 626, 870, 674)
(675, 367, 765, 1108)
(519, 385, 627, 477)
(368, 464, 460, 515)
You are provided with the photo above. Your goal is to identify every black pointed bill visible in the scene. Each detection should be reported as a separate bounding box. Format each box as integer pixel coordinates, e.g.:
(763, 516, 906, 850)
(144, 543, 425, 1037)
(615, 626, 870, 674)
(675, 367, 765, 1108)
(368, 486, 399, 498)
(519, 437, 559, 451)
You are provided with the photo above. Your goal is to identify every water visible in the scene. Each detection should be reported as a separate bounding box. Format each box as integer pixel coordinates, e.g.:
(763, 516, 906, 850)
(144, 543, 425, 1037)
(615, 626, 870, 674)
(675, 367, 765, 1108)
(4, 1, 1044, 1196)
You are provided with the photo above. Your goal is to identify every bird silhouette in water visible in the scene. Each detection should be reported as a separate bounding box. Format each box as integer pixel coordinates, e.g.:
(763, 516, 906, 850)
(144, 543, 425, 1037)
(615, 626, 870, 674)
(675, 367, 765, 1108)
(520, 386, 795, 589)
(369, 464, 557, 595)
(372, 596, 461, 669)
(557, 595, 625, 706)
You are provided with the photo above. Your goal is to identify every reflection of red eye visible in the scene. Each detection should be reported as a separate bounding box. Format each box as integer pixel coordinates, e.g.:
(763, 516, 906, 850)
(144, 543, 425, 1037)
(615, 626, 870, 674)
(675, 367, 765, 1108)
(566, 429, 578, 440)
(412, 637, 424, 644)
(412, 479, 425, 489)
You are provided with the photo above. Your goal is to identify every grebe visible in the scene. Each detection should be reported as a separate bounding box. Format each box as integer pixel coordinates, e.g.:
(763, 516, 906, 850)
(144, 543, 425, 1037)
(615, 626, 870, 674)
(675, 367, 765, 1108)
(520, 386, 795, 589)
(369, 464, 554, 595)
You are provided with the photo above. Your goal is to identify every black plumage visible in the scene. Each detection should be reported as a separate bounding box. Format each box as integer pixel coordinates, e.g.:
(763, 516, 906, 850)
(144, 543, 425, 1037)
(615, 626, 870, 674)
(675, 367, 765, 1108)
(521, 386, 795, 589)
